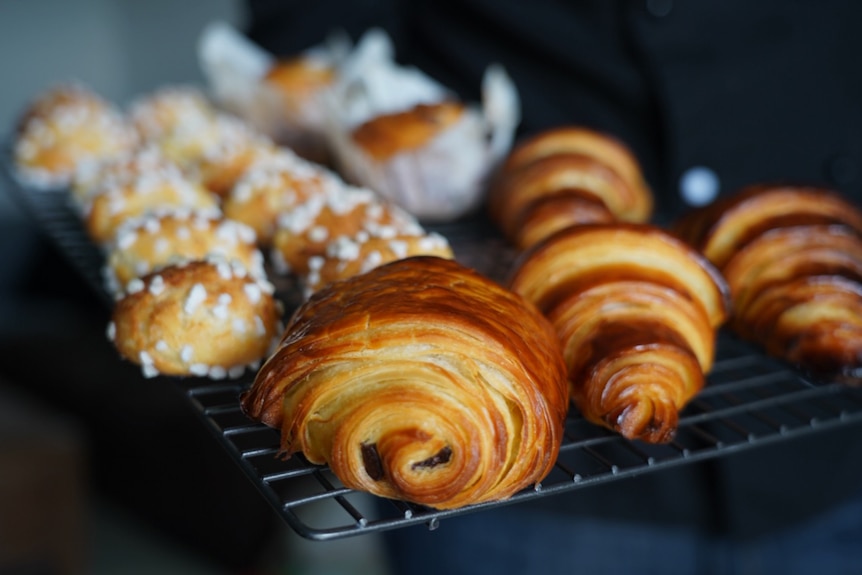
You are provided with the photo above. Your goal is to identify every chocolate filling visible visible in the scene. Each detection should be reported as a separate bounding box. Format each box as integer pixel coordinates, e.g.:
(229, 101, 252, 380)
(411, 446, 452, 470)
(361, 442, 384, 481)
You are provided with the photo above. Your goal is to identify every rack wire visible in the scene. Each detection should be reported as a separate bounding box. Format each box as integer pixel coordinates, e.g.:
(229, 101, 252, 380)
(5, 160, 862, 541)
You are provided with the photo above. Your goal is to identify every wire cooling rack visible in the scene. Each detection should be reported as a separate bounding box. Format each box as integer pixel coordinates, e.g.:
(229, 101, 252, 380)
(5, 160, 862, 541)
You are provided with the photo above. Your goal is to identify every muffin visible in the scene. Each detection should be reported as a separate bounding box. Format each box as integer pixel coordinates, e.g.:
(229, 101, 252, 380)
(323, 29, 520, 221)
(198, 21, 344, 162)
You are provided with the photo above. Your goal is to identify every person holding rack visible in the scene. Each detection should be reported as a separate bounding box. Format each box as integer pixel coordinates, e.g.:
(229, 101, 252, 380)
(244, 1, 862, 573)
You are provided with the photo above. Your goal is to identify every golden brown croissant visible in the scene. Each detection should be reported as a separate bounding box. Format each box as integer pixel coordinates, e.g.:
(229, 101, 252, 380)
(489, 126, 653, 250)
(673, 185, 862, 378)
(673, 184, 862, 269)
(512, 189, 616, 251)
(508, 224, 729, 443)
(500, 126, 651, 200)
(241, 256, 569, 509)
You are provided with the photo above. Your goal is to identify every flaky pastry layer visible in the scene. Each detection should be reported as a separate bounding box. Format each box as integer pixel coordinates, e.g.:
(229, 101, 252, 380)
(241, 256, 569, 509)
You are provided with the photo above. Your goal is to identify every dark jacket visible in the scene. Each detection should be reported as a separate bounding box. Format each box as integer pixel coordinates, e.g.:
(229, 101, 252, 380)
(245, 0, 862, 538)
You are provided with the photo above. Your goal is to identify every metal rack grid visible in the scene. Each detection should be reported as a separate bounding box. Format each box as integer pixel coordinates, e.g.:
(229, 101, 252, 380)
(6, 161, 862, 542)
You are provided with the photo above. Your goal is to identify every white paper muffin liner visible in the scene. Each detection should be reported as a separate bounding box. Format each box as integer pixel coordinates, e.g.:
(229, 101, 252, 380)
(197, 23, 521, 222)
(322, 29, 521, 222)
(198, 21, 346, 161)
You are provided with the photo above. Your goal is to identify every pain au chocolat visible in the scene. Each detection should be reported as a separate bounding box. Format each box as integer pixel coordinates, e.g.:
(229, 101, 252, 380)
(240, 256, 569, 510)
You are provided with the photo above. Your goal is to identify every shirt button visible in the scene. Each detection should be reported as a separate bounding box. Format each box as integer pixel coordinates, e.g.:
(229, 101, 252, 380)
(679, 166, 720, 207)
(646, 0, 674, 18)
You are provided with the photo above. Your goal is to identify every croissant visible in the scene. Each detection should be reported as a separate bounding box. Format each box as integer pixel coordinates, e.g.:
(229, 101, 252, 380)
(673, 185, 862, 379)
(508, 224, 729, 443)
(489, 126, 653, 250)
(499, 126, 651, 197)
(511, 189, 616, 251)
(673, 184, 862, 269)
(240, 256, 569, 509)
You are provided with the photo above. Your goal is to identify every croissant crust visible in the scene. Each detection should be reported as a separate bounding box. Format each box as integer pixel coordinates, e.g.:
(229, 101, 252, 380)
(489, 126, 653, 249)
(674, 185, 862, 379)
(508, 224, 729, 443)
(241, 256, 569, 509)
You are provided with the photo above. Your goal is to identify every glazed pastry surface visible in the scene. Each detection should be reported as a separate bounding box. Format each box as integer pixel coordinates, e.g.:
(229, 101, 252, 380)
(242, 256, 569, 509)
(509, 223, 729, 442)
(489, 126, 653, 249)
(674, 185, 862, 379)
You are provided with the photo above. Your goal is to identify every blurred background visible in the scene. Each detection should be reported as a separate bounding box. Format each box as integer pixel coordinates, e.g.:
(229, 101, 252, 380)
(0, 1, 391, 573)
